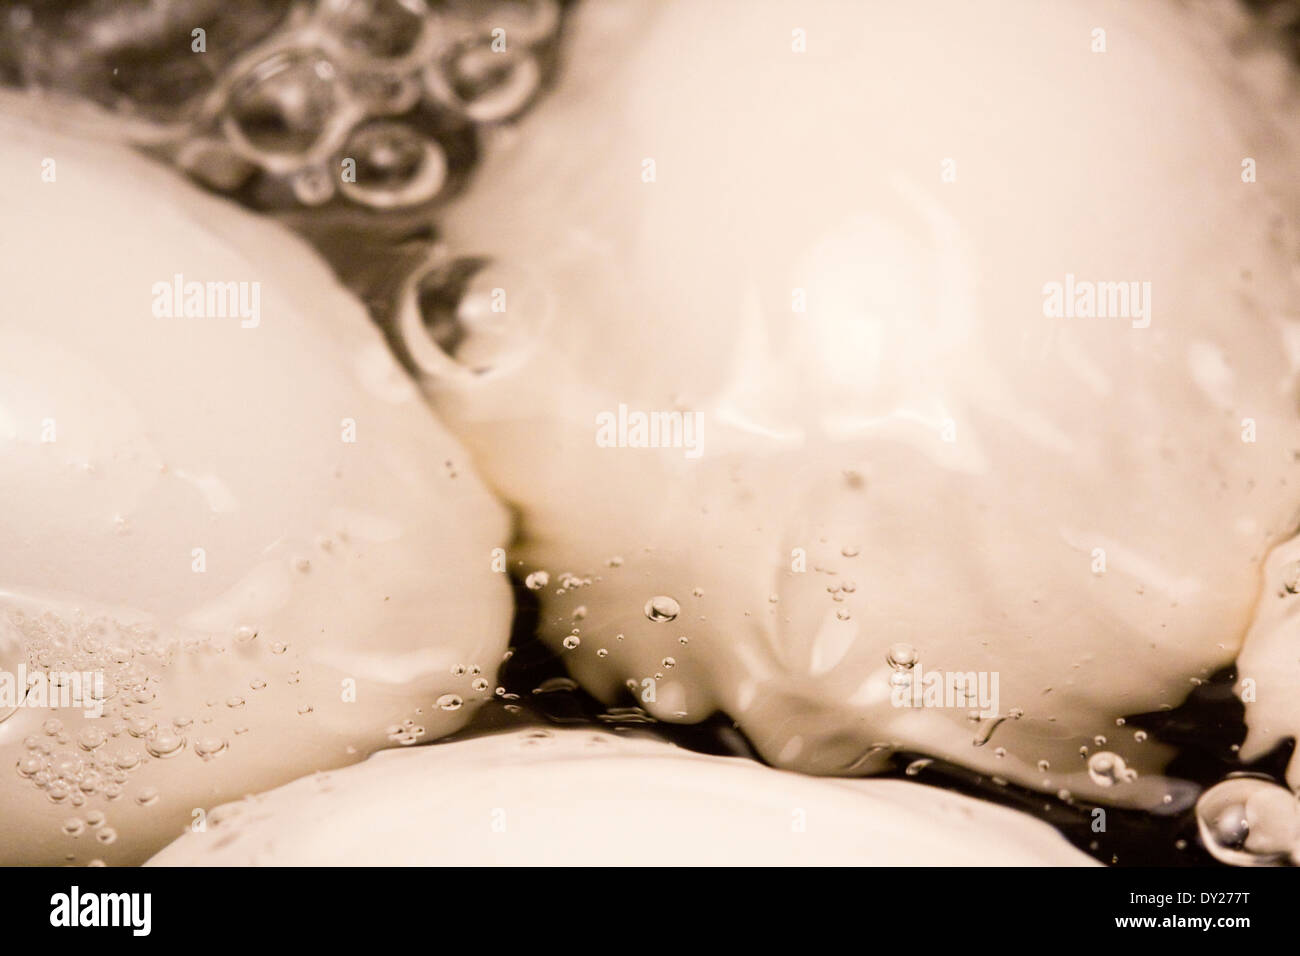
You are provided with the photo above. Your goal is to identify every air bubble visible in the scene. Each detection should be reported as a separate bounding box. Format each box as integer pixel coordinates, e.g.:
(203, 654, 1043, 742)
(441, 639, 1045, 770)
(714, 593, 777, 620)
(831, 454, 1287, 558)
(115, 752, 141, 771)
(402, 255, 552, 382)
(562, 635, 580, 650)
(644, 596, 680, 623)
(16, 755, 42, 777)
(338, 121, 447, 209)
(525, 571, 549, 590)
(318, 0, 432, 66)
(145, 732, 186, 759)
(437, 694, 463, 711)
(886, 643, 918, 670)
(1196, 776, 1299, 866)
(424, 37, 542, 123)
(1087, 751, 1135, 788)
(195, 737, 228, 760)
(224, 49, 349, 165)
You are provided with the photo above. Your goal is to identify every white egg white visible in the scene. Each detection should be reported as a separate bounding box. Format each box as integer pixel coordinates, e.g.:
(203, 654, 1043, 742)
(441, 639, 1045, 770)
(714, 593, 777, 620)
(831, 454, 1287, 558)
(146, 726, 1095, 865)
(0, 113, 513, 863)
(418, 0, 1300, 805)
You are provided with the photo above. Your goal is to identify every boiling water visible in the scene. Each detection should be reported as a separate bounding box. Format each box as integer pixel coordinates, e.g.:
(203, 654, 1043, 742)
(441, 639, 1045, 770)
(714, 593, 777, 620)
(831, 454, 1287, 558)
(2, 0, 1300, 866)
(435, 578, 1293, 866)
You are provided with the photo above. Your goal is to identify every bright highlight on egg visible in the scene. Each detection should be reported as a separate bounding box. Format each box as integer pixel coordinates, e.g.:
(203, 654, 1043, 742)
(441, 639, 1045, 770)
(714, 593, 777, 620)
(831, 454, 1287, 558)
(0, 0, 1298, 872)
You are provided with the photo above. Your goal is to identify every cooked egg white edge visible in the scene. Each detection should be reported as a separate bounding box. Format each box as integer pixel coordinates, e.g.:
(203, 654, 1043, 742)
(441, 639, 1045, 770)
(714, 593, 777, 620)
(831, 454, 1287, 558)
(146, 727, 1095, 865)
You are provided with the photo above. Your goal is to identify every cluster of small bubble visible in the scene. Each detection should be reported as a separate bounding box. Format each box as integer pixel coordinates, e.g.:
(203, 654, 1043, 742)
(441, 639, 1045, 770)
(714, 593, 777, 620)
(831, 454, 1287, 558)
(7, 609, 253, 849)
(804, 542, 861, 621)
(555, 571, 594, 594)
(14, 611, 161, 806)
(2, 0, 566, 219)
(387, 659, 509, 737)
(384, 717, 426, 746)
